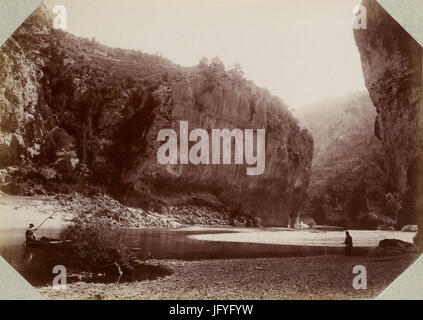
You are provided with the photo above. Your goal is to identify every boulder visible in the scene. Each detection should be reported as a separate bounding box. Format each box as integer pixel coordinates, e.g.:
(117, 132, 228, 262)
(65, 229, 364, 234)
(401, 225, 418, 232)
(379, 239, 417, 254)
(369, 238, 419, 257)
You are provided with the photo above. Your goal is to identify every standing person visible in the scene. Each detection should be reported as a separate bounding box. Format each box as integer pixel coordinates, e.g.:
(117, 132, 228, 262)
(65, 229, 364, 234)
(344, 231, 353, 256)
(25, 223, 38, 241)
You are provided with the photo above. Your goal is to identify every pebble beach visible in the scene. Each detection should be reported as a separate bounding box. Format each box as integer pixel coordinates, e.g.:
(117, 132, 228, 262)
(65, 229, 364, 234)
(38, 254, 418, 300)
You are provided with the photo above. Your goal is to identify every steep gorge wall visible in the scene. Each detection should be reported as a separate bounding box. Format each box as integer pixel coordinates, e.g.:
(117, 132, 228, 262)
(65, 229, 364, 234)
(0, 6, 313, 226)
(354, 0, 423, 239)
(0, 8, 51, 172)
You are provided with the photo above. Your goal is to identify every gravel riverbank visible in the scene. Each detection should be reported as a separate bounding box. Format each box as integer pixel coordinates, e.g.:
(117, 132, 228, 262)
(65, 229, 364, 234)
(38, 253, 418, 300)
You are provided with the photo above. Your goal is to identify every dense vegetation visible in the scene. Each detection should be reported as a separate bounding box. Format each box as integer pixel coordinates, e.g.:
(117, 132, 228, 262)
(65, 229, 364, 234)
(60, 218, 133, 273)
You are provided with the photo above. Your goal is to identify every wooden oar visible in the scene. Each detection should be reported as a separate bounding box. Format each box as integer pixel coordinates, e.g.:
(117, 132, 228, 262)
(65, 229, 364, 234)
(35, 211, 58, 230)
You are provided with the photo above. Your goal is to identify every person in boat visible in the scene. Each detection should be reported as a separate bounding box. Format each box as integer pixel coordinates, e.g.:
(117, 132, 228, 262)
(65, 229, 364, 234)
(25, 223, 38, 241)
(343, 231, 353, 256)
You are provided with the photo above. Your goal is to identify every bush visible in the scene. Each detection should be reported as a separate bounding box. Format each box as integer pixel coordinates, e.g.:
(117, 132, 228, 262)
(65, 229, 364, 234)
(60, 219, 132, 272)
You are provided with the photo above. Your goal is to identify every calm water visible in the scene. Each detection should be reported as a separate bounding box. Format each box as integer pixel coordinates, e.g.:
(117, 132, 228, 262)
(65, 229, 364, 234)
(0, 226, 410, 286)
(120, 227, 350, 259)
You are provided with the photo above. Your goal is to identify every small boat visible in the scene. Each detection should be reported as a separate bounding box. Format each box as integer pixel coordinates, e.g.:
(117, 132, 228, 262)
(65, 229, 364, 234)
(26, 237, 72, 250)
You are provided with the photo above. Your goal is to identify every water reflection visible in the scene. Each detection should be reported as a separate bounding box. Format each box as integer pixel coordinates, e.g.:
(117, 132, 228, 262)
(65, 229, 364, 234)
(121, 227, 347, 259)
(0, 226, 362, 286)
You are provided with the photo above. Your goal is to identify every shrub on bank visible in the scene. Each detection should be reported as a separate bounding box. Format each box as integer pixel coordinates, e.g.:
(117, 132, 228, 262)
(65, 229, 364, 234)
(60, 218, 132, 273)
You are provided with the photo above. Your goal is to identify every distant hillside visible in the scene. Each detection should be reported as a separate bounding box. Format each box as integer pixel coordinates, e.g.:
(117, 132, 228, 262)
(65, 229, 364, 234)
(297, 92, 398, 229)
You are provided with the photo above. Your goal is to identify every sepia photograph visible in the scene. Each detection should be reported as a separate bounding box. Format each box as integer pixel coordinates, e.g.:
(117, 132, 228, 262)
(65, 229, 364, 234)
(0, 0, 422, 302)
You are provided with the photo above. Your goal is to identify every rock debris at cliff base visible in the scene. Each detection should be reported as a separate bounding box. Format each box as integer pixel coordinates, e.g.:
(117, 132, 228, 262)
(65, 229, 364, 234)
(0, 193, 243, 229)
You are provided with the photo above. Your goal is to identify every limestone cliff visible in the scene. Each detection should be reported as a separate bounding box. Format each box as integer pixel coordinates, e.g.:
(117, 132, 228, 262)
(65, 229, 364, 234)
(0, 6, 313, 226)
(354, 0, 423, 240)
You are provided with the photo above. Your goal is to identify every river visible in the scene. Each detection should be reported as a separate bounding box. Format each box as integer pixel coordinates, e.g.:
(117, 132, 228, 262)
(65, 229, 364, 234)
(0, 225, 415, 286)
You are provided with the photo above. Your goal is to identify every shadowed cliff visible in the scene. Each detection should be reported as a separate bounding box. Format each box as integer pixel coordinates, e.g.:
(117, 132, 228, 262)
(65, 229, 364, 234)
(354, 0, 423, 241)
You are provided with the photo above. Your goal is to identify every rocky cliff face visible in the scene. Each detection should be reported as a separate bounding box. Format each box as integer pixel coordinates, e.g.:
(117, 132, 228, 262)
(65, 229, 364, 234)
(0, 6, 313, 226)
(0, 8, 51, 173)
(354, 0, 423, 239)
(123, 72, 313, 226)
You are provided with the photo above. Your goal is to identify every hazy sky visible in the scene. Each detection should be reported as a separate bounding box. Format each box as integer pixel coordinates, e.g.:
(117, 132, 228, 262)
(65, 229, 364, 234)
(44, 0, 367, 108)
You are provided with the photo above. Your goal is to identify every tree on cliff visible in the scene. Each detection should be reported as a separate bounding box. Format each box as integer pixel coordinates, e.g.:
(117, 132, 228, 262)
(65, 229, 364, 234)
(198, 56, 226, 92)
(228, 63, 245, 83)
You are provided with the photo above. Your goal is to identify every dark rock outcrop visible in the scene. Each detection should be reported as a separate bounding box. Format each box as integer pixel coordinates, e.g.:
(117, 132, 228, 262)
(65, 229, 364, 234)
(0, 5, 313, 226)
(354, 0, 422, 242)
(369, 238, 418, 257)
